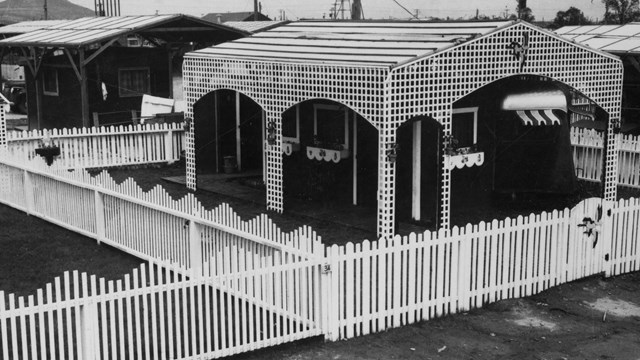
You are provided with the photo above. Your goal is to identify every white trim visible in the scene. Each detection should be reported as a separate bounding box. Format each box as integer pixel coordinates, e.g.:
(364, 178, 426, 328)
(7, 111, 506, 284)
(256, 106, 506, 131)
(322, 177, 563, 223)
(452, 106, 478, 145)
(42, 68, 59, 96)
(118, 67, 150, 98)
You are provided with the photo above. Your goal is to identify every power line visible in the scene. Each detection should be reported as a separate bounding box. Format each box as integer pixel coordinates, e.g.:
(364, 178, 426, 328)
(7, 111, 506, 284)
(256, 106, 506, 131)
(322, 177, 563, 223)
(390, 0, 419, 19)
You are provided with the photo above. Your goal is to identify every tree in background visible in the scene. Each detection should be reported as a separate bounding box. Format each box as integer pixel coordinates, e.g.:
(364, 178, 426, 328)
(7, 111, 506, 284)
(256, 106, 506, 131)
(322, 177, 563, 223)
(516, 0, 535, 22)
(552, 7, 592, 28)
(602, 0, 640, 24)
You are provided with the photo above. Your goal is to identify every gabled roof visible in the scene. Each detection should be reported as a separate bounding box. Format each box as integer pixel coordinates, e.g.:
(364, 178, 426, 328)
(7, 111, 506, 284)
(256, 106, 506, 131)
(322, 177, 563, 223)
(223, 20, 287, 34)
(202, 11, 271, 24)
(0, 20, 66, 37)
(189, 20, 513, 68)
(556, 23, 640, 53)
(0, 14, 248, 48)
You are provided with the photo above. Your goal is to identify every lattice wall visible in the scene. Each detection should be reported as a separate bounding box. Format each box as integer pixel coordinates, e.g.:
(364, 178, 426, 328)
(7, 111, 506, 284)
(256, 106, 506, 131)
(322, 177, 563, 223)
(388, 22, 623, 230)
(182, 59, 388, 213)
(183, 21, 623, 237)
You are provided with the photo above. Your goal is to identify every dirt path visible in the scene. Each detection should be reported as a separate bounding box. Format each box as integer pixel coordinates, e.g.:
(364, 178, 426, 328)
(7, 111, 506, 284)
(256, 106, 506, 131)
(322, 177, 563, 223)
(232, 272, 640, 360)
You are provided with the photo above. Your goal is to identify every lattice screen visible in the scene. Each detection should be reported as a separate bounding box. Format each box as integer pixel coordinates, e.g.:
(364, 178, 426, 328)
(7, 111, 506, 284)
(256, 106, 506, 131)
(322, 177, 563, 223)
(183, 21, 623, 237)
(0, 102, 7, 195)
(388, 22, 623, 230)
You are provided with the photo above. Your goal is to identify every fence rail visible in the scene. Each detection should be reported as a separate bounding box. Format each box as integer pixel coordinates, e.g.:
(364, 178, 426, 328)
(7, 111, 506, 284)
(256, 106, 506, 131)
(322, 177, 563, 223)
(5, 123, 185, 169)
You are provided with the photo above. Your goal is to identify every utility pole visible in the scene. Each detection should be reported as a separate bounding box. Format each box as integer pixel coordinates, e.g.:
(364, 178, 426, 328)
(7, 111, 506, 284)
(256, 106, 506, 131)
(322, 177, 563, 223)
(44, 0, 48, 20)
(254, 0, 259, 20)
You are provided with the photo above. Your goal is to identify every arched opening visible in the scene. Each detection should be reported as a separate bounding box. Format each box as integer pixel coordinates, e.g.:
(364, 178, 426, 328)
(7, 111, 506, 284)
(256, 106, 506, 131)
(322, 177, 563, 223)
(193, 89, 264, 175)
(448, 74, 607, 226)
(395, 116, 443, 230)
(281, 99, 378, 223)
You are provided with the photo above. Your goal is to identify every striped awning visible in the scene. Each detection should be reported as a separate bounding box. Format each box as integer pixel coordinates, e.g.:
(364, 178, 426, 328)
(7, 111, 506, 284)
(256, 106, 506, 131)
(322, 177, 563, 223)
(502, 89, 566, 126)
(515, 110, 562, 126)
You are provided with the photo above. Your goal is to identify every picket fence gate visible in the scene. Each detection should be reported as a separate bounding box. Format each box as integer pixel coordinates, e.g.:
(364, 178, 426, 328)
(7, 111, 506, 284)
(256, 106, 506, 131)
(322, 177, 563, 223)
(0, 260, 325, 360)
(5, 124, 185, 169)
(571, 127, 640, 188)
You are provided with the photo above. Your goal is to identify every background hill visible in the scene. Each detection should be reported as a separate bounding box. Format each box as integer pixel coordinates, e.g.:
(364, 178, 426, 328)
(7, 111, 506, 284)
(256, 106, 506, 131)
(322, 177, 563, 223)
(0, 0, 94, 24)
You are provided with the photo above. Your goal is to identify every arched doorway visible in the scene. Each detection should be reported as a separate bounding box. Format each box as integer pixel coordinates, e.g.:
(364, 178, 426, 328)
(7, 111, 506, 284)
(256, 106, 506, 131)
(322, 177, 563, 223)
(281, 99, 378, 215)
(395, 116, 443, 229)
(193, 89, 264, 175)
(448, 75, 607, 226)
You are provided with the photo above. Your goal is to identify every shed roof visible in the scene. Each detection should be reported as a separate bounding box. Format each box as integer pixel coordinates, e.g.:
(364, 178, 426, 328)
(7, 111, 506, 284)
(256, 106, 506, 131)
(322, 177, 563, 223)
(0, 20, 66, 37)
(223, 21, 287, 34)
(0, 14, 248, 48)
(189, 20, 513, 67)
(556, 23, 640, 53)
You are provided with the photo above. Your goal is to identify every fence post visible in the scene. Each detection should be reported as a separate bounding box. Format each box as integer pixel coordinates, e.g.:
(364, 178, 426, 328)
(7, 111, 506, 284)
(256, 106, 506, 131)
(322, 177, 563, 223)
(80, 301, 99, 360)
(165, 127, 174, 164)
(23, 169, 34, 215)
(322, 245, 340, 341)
(189, 218, 203, 277)
(94, 190, 105, 245)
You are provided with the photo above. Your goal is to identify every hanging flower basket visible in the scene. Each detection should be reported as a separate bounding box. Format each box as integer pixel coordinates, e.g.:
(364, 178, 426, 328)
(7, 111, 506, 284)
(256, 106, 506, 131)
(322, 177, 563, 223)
(35, 146, 60, 166)
(306, 146, 350, 163)
(444, 150, 484, 170)
(282, 141, 300, 156)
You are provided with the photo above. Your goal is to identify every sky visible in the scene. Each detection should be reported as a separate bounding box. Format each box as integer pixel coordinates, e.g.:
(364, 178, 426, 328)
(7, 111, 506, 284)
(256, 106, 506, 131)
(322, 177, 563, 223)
(69, 0, 606, 22)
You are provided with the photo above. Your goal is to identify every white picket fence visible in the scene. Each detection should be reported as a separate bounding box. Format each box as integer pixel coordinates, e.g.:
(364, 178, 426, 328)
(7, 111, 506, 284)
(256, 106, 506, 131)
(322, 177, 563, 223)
(571, 127, 640, 188)
(1, 151, 640, 355)
(5, 123, 185, 169)
(323, 198, 624, 340)
(0, 261, 324, 360)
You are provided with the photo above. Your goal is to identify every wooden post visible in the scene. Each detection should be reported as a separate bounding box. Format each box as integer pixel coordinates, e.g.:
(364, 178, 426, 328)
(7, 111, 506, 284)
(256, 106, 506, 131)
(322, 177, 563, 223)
(352, 112, 358, 205)
(80, 302, 98, 360)
(23, 169, 34, 215)
(94, 190, 105, 245)
(214, 92, 220, 173)
(189, 218, 202, 277)
(165, 128, 174, 164)
(79, 49, 90, 127)
(262, 109, 266, 182)
(412, 121, 422, 221)
(235, 91, 242, 172)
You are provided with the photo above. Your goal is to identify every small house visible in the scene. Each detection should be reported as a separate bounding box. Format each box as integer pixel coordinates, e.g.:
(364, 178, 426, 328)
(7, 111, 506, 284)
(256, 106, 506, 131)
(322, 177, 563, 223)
(0, 15, 247, 129)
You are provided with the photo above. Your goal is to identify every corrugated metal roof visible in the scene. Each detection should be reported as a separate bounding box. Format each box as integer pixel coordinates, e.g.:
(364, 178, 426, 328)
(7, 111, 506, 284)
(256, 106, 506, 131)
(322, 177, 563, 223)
(0, 14, 244, 48)
(0, 20, 66, 35)
(223, 21, 287, 34)
(189, 20, 512, 67)
(556, 23, 640, 53)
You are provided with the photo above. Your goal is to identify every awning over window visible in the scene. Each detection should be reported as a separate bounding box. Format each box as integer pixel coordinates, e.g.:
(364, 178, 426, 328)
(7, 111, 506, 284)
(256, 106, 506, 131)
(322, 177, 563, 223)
(515, 109, 562, 126)
(502, 89, 567, 126)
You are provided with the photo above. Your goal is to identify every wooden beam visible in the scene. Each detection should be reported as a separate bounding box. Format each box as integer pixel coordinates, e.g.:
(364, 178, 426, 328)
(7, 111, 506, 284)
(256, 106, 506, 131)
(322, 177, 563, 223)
(64, 48, 82, 82)
(82, 38, 118, 66)
(352, 111, 358, 206)
(79, 48, 90, 127)
(235, 91, 242, 172)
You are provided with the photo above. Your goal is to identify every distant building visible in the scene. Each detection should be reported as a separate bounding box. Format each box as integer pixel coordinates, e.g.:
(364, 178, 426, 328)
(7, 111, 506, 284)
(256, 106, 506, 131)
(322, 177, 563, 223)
(0, 15, 248, 130)
(202, 11, 271, 24)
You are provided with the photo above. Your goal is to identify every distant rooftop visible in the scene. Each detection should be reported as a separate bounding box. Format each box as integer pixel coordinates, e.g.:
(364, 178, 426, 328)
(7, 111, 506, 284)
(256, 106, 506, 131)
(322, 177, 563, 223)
(223, 21, 286, 34)
(556, 23, 640, 53)
(0, 14, 247, 48)
(202, 11, 271, 24)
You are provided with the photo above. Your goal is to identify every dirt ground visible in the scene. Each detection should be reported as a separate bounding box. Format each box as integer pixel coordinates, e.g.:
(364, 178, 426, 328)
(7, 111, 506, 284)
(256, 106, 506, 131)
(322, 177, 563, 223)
(232, 272, 640, 360)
